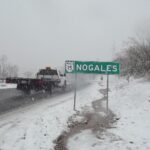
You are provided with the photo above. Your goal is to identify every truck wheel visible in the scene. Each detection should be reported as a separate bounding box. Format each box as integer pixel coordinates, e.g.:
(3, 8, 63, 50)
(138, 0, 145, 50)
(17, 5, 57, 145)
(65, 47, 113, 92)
(45, 84, 53, 94)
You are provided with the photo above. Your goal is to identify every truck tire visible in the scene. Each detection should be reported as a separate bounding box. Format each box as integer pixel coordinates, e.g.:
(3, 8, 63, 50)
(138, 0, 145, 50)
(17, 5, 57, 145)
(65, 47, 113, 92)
(45, 84, 53, 94)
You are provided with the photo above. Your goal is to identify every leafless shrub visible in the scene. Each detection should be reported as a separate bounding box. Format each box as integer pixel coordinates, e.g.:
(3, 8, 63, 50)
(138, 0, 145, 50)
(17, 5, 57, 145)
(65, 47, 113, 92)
(114, 37, 150, 78)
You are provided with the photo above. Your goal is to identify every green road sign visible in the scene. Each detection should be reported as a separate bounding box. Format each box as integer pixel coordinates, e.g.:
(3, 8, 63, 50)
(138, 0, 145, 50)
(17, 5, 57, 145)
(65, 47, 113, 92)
(65, 60, 120, 74)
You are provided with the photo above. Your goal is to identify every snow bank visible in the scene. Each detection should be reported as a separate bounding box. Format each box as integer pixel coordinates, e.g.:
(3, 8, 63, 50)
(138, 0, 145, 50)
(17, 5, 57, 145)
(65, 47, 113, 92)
(108, 77, 150, 150)
(68, 76, 150, 150)
(0, 82, 17, 89)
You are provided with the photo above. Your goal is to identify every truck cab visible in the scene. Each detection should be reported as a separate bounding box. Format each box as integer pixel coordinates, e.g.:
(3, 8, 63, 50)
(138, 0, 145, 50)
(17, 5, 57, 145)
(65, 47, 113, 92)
(36, 67, 66, 88)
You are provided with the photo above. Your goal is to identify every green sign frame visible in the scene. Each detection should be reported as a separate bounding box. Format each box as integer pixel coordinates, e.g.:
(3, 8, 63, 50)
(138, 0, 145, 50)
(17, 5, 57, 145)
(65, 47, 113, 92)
(65, 60, 120, 74)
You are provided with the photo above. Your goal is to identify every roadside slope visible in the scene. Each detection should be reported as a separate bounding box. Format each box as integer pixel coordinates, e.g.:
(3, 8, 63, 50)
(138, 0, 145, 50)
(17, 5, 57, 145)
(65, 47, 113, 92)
(67, 77, 150, 150)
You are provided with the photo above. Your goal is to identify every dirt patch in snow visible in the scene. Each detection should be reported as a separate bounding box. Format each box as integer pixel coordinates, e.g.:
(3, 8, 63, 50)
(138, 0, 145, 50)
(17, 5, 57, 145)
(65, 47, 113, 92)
(54, 88, 117, 150)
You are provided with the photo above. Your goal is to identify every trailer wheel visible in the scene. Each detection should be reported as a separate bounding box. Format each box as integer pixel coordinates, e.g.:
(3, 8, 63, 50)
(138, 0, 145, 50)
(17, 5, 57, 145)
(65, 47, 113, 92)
(17, 84, 21, 89)
(49, 84, 54, 94)
(62, 80, 67, 91)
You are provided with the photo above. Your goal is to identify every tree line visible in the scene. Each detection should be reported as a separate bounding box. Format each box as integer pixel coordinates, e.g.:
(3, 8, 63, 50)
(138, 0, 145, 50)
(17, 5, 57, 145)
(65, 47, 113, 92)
(114, 37, 150, 78)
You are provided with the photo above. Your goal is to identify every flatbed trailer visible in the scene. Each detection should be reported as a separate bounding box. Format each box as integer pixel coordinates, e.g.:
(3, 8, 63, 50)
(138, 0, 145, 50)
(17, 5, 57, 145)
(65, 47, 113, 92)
(6, 67, 66, 94)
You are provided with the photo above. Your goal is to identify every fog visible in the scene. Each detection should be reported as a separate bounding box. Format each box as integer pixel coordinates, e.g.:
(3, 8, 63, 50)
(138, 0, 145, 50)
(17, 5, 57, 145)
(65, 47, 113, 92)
(0, 0, 150, 75)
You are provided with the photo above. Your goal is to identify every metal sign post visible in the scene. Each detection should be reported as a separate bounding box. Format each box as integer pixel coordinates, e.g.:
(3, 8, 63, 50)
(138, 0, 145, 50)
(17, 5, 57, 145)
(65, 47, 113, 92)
(74, 73, 77, 111)
(106, 73, 109, 114)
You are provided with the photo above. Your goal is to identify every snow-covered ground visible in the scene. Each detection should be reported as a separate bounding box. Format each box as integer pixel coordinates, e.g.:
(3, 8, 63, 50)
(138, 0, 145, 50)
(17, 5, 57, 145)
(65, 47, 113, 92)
(0, 82, 17, 89)
(0, 83, 102, 150)
(68, 77, 150, 150)
(1, 76, 150, 150)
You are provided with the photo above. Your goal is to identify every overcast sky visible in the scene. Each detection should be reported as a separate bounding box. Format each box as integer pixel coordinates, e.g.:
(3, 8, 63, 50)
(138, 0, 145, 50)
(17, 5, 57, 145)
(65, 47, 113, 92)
(0, 0, 150, 74)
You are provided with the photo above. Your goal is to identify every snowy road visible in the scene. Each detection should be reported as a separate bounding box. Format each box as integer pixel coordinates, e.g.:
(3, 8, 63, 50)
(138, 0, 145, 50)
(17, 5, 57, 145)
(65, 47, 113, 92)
(0, 88, 22, 102)
(0, 83, 101, 150)
(0, 81, 77, 115)
(0, 89, 21, 102)
(0, 88, 71, 115)
(0, 83, 88, 115)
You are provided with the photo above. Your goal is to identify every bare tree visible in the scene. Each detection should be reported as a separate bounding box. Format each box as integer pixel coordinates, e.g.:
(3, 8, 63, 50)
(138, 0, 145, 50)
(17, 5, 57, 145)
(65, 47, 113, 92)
(0, 55, 8, 78)
(0, 55, 19, 78)
(7, 64, 18, 77)
(114, 36, 150, 78)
